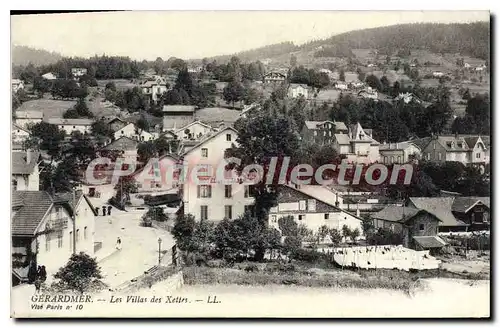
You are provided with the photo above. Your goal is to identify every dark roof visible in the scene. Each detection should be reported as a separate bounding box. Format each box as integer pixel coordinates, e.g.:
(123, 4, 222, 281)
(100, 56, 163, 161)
(413, 236, 447, 248)
(452, 197, 490, 213)
(163, 115, 195, 130)
(162, 105, 196, 113)
(12, 191, 54, 236)
(409, 197, 467, 227)
(102, 136, 139, 151)
(12, 151, 40, 175)
(371, 206, 422, 223)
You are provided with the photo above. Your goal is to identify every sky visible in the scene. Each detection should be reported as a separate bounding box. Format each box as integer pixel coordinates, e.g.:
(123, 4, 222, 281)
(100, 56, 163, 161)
(11, 11, 490, 61)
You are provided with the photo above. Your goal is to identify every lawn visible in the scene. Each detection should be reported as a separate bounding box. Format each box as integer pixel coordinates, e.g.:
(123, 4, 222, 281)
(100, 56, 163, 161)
(16, 98, 76, 119)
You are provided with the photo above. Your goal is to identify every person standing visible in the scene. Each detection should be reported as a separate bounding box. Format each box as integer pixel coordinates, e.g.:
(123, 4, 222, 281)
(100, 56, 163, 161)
(102, 206, 107, 216)
(116, 237, 122, 250)
(108, 205, 112, 216)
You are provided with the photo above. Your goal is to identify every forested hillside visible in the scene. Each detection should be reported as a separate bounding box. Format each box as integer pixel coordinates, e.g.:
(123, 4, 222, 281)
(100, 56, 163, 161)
(12, 45, 63, 66)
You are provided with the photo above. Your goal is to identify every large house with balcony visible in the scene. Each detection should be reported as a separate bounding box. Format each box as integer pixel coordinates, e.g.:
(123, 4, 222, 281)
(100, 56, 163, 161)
(141, 76, 169, 103)
(12, 190, 95, 286)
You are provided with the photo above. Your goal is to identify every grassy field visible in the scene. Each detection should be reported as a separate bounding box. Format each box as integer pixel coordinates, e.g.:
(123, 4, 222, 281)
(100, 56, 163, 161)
(16, 98, 76, 119)
(96, 79, 140, 91)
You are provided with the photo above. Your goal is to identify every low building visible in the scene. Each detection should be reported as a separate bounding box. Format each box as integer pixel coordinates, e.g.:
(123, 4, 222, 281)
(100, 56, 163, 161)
(113, 123, 156, 142)
(379, 141, 421, 164)
(45, 118, 93, 135)
(71, 68, 88, 77)
(162, 105, 196, 131)
(269, 184, 364, 235)
(287, 83, 309, 99)
(358, 87, 378, 100)
(11, 190, 96, 285)
(408, 197, 490, 232)
(174, 120, 217, 141)
(371, 205, 446, 253)
(263, 71, 286, 84)
(41, 72, 57, 80)
(12, 79, 25, 93)
(12, 123, 30, 143)
(12, 150, 40, 191)
(301, 120, 348, 145)
(15, 111, 44, 129)
(106, 117, 128, 132)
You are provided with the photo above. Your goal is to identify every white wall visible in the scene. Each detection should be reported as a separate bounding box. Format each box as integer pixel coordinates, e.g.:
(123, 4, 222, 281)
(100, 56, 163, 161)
(36, 198, 95, 277)
(176, 122, 214, 140)
(15, 118, 42, 129)
(134, 156, 179, 192)
(58, 124, 92, 135)
(13, 165, 39, 191)
(182, 129, 254, 221)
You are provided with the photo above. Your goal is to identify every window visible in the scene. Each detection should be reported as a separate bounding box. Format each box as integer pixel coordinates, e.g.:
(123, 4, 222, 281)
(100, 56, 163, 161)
(121, 130, 124, 134)
(200, 206, 208, 220)
(84, 227, 88, 240)
(73, 126, 76, 129)
(226, 134, 232, 141)
(57, 232, 63, 248)
(45, 234, 51, 252)
(69, 232, 73, 252)
(397, 156, 401, 163)
(76, 229, 80, 243)
(225, 205, 233, 220)
(324, 213, 329, 220)
(298, 215, 304, 221)
(197, 185, 212, 198)
(426, 153, 431, 160)
(224, 185, 232, 198)
(438, 153, 442, 160)
(299, 200, 306, 211)
(433, 142, 436, 150)
(419, 224, 425, 231)
(201, 148, 208, 157)
(308, 199, 317, 211)
(476, 153, 481, 159)
(483, 212, 489, 223)
(244, 185, 256, 198)
(271, 215, 277, 223)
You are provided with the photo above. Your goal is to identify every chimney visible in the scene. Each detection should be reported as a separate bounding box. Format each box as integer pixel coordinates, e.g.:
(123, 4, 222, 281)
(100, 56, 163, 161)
(26, 149, 32, 164)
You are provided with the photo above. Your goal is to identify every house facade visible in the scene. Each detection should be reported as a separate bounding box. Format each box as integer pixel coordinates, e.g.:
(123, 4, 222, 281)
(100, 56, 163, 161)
(379, 141, 421, 164)
(132, 154, 180, 192)
(269, 185, 364, 235)
(12, 191, 95, 285)
(181, 127, 254, 221)
(333, 122, 380, 163)
(287, 84, 309, 99)
(371, 205, 446, 252)
(12, 123, 30, 143)
(46, 118, 93, 135)
(162, 105, 196, 131)
(263, 71, 286, 84)
(174, 121, 217, 141)
(141, 76, 168, 102)
(301, 120, 348, 145)
(12, 150, 40, 191)
(113, 123, 156, 142)
(71, 68, 88, 77)
(416, 135, 488, 166)
(15, 111, 44, 129)
(408, 197, 490, 232)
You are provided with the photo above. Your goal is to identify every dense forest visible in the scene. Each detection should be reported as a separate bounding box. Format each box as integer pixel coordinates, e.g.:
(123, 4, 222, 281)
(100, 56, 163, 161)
(301, 22, 490, 60)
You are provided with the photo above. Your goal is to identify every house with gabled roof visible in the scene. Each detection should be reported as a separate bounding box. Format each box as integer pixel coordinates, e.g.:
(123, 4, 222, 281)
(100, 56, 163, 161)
(287, 83, 310, 99)
(332, 122, 381, 163)
(12, 123, 30, 143)
(414, 134, 488, 167)
(11, 190, 95, 286)
(15, 111, 44, 129)
(12, 150, 40, 191)
(131, 153, 180, 193)
(301, 120, 348, 145)
(270, 184, 363, 235)
(408, 196, 490, 232)
(141, 76, 168, 102)
(371, 205, 446, 252)
(162, 105, 196, 131)
(174, 120, 218, 141)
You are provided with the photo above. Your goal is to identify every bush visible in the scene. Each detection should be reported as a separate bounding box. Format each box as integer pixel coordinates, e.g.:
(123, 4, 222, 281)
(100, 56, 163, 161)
(53, 252, 104, 293)
(291, 248, 322, 262)
(244, 264, 259, 273)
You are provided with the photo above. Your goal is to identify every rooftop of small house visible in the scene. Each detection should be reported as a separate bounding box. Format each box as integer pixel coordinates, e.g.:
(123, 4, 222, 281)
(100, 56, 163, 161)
(12, 151, 40, 175)
(304, 120, 348, 131)
(45, 118, 94, 126)
(162, 105, 196, 113)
